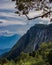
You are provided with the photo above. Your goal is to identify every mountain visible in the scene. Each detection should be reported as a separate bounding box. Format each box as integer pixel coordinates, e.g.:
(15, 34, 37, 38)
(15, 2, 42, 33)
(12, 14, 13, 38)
(0, 24, 52, 60)
(0, 34, 21, 55)
(0, 48, 10, 55)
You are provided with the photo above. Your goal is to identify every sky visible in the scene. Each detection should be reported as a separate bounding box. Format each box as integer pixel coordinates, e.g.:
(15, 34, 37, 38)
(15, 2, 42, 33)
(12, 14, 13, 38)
(0, 0, 52, 36)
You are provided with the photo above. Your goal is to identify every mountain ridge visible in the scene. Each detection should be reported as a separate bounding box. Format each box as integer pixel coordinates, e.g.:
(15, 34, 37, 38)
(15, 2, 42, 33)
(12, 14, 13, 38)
(0, 24, 52, 60)
(0, 34, 21, 55)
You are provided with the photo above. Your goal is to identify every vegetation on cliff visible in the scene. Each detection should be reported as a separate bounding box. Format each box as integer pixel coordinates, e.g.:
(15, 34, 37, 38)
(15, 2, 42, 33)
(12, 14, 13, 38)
(0, 42, 52, 65)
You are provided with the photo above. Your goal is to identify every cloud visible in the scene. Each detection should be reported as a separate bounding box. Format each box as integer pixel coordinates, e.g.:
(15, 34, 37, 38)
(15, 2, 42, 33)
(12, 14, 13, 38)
(0, 21, 3, 23)
(0, 0, 15, 10)
(28, 10, 43, 18)
(0, 30, 13, 36)
(0, 0, 52, 36)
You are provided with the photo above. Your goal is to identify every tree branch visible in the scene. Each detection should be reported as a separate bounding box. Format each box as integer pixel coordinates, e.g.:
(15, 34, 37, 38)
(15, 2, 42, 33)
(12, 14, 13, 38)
(25, 11, 52, 20)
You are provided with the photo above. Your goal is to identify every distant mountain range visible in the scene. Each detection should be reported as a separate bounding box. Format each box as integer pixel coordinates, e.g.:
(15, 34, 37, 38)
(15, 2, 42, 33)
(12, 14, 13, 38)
(0, 34, 21, 55)
(0, 48, 10, 55)
(0, 24, 52, 60)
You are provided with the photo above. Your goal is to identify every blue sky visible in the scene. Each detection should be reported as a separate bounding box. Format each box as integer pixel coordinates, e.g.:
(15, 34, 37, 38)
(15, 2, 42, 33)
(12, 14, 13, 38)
(0, 0, 52, 36)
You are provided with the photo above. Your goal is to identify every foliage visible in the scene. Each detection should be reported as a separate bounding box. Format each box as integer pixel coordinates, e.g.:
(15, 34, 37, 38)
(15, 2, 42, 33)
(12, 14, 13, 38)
(0, 42, 52, 65)
(12, 0, 52, 21)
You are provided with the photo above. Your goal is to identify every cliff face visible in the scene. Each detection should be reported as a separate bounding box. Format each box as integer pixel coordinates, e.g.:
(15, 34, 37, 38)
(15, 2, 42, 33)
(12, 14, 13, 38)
(1, 24, 52, 60)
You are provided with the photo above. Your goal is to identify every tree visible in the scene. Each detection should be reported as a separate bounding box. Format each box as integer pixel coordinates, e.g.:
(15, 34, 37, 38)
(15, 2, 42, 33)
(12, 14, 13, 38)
(12, 0, 52, 21)
(47, 50, 52, 65)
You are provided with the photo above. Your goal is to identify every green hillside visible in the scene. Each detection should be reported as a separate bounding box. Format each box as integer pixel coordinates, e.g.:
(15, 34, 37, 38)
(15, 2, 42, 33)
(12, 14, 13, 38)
(0, 42, 52, 65)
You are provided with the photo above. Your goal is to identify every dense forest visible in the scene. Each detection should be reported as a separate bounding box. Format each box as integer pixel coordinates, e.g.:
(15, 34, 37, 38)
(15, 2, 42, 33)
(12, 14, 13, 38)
(0, 42, 52, 65)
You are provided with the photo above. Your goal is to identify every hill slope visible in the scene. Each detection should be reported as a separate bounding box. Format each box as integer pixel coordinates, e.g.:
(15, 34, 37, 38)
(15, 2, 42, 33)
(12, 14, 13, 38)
(1, 24, 52, 59)
(0, 34, 21, 55)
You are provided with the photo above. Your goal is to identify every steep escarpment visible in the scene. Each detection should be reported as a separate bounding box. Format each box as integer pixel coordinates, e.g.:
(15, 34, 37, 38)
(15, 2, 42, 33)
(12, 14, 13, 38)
(1, 24, 52, 60)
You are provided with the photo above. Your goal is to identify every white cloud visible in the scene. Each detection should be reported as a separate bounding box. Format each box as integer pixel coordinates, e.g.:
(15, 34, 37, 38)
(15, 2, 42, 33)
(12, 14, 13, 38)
(0, 19, 26, 26)
(28, 10, 43, 18)
(0, 0, 52, 36)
